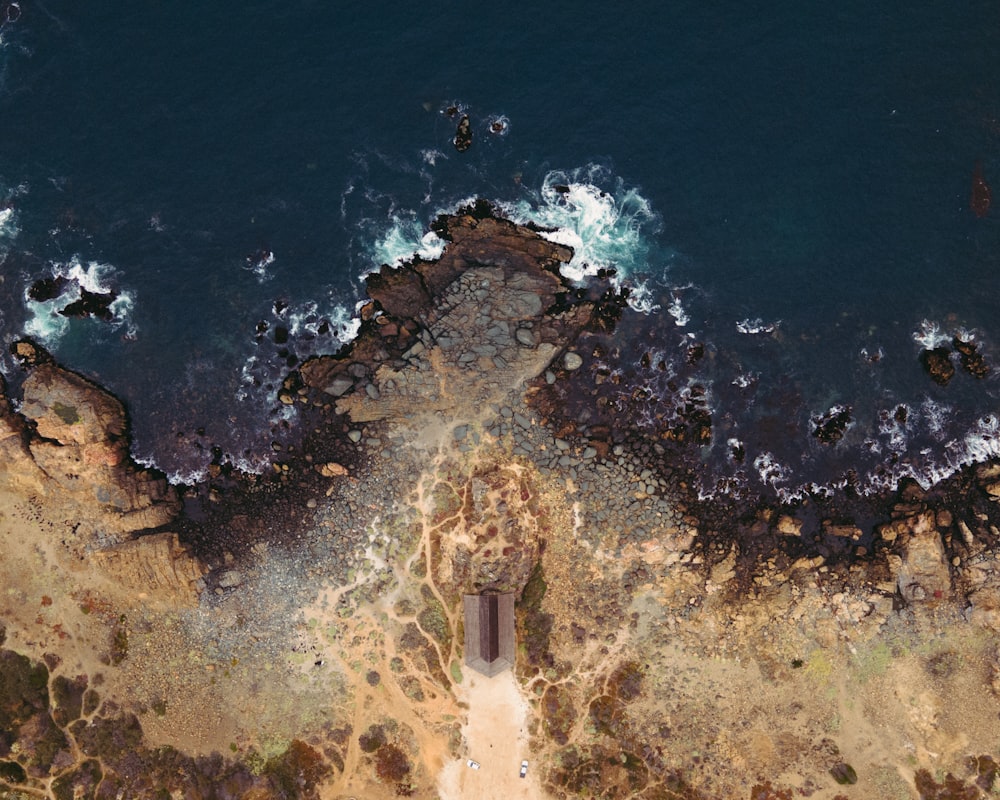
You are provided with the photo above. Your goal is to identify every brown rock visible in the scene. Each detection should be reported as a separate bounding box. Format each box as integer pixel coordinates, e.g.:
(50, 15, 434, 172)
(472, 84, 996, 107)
(3, 361, 180, 539)
(776, 515, 803, 536)
(20, 363, 129, 466)
(91, 532, 205, 605)
(316, 462, 349, 478)
(891, 510, 951, 603)
(920, 347, 955, 386)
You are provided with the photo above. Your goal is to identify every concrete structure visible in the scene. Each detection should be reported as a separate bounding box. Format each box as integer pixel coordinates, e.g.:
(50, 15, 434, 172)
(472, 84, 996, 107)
(463, 593, 515, 677)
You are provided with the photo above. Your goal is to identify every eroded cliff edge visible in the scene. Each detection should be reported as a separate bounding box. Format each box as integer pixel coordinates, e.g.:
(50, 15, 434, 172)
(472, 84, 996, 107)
(1, 204, 1000, 799)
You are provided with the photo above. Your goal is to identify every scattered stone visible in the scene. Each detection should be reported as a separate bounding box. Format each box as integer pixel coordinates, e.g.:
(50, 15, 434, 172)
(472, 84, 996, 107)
(563, 351, 583, 371)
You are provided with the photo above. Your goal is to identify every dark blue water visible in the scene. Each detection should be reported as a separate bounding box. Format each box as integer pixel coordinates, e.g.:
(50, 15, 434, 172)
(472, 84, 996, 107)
(0, 1, 998, 494)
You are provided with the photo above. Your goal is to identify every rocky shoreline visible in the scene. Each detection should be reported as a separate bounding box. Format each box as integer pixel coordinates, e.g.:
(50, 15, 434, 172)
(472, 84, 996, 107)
(1, 202, 1000, 798)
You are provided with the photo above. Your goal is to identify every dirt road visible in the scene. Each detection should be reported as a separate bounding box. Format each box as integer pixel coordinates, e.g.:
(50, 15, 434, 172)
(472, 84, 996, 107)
(437, 669, 543, 800)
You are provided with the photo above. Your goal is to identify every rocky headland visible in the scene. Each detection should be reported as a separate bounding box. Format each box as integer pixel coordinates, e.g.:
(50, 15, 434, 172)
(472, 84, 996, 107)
(1, 203, 1000, 799)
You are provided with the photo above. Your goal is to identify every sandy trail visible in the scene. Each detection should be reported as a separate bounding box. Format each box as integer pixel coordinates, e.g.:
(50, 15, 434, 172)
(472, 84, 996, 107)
(438, 669, 542, 800)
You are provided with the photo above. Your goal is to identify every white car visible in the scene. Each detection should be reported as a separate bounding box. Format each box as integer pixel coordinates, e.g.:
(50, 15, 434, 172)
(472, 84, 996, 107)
(519, 760, 529, 778)
(467, 759, 481, 770)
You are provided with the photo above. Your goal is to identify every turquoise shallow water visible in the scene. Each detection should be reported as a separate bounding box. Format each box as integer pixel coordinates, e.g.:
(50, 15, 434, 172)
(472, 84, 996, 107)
(0, 1, 997, 494)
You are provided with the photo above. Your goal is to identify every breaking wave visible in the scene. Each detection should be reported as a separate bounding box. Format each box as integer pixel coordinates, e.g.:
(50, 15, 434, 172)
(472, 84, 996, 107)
(501, 165, 656, 281)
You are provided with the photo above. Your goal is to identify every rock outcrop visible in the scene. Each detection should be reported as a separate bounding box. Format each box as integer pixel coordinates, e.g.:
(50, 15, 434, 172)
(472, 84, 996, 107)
(13, 355, 180, 539)
(2, 342, 195, 601)
(297, 206, 617, 430)
(90, 532, 205, 605)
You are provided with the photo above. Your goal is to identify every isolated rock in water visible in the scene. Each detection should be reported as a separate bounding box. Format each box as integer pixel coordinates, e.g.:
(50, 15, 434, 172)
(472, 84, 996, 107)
(920, 346, 955, 386)
(10, 339, 52, 368)
(811, 404, 852, 444)
(28, 276, 69, 302)
(454, 114, 472, 152)
(954, 335, 989, 378)
(59, 287, 118, 321)
(90, 532, 205, 605)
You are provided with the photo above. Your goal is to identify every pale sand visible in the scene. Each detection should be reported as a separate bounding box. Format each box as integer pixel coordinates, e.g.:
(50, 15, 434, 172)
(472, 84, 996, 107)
(438, 668, 541, 800)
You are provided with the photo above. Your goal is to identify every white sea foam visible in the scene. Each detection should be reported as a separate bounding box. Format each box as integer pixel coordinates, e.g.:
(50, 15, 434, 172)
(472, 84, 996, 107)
(420, 148, 447, 166)
(244, 248, 275, 281)
(501, 166, 656, 283)
(288, 300, 361, 344)
(369, 213, 447, 271)
(666, 295, 689, 326)
(920, 397, 951, 439)
(912, 319, 950, 350)
(753, 452, 790, 488)
(627, 280, 660, 314)
(0, 205, 18, 240)
(736, 318, 779, 335)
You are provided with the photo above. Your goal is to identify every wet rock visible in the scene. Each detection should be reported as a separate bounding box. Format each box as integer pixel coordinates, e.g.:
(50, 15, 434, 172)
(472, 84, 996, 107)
(921, 347, 955, 386)
(454, 114, 472, 152)
(810, 404, 852, 444)
(563, 352, 583, 371)
(28, 276, 69, 302)
(954, 335, 989, 378)
(59, 288, 118, 322)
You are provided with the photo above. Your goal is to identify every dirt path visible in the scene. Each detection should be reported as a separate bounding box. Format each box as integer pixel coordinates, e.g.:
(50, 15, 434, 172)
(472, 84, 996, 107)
(437, 669, 542, 800)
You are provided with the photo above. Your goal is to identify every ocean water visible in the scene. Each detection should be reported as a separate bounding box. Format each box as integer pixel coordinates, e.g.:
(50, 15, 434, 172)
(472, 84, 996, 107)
(0, 2, 998, 497)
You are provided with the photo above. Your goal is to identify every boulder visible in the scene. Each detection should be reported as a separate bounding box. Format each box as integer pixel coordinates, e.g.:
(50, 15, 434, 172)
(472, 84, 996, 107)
(891, 510, 951, 603)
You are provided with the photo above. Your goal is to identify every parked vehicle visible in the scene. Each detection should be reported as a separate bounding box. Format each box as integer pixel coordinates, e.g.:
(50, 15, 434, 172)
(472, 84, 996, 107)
(520, 760, 529, 778)
(467, 759, 481, 770)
